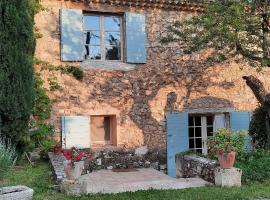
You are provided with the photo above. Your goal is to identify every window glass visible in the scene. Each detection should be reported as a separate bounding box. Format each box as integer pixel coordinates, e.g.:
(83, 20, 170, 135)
(84, 31, 100, 46)
(104, 16, 120, 31)
(85, 46, 101, 60)
(84, 16, 100, 30)
(105, 46, 121, 60)
(83, 15, 122, 61)
(105, 32, 120, 46)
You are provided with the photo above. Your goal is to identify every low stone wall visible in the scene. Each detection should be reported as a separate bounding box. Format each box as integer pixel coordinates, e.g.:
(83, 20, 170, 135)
(176, 154, 218, 183)
(48, 152, 67, 184)
(83, 148, 167, 174)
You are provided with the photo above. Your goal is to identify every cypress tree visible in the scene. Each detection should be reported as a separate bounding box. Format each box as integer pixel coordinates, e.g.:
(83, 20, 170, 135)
(0, 0, 35, 148)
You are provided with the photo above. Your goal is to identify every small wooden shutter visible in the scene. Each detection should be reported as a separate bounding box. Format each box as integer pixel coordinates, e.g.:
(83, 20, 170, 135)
(230, 112, 252, 151)
(166, 112, 189, 177)
(125, 12, 147, 64)
(61, 116, 90, 149)
(60, 9, 84, 61)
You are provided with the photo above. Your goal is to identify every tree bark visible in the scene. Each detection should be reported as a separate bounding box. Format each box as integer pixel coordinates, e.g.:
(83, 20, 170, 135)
(243, 75, 270, 147)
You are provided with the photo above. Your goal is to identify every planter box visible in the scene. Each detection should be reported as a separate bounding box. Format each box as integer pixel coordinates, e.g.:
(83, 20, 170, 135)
(0, 185, 34, 200)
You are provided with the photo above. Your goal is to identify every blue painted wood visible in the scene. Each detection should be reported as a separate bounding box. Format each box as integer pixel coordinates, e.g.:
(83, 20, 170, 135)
(230, 112, 252, 151)
(60, 9, 84, 61)
(61, 116, 90, 149)
(166, 112, 189, 177)
(125, 12, 147, 64)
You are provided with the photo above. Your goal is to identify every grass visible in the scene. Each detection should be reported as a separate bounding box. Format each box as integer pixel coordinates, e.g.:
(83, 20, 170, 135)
(1, 162, 270, 200)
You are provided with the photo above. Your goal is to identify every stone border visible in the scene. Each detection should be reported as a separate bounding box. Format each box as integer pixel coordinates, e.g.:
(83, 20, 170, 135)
(48, 152, 67, 184)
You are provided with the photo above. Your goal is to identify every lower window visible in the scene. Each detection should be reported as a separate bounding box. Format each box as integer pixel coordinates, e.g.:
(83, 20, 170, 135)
(90, 115, 116, 145)
(188, 114, 228, 155)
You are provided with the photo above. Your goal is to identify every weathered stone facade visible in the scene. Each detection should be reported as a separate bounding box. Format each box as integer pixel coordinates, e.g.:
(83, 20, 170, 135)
(36, 0, 270, 150)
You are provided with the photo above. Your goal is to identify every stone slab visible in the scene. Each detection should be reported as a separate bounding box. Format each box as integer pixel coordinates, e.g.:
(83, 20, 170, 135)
(77, 168, 210, 194)
(215, 167, 242, 187)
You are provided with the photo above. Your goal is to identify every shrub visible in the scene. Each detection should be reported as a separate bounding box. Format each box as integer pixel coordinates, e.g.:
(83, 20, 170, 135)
(0, 138, 17, 178)
(60, 65, 84, 80)
(235, 149, 270, 184)
(249, 106, 268, 148)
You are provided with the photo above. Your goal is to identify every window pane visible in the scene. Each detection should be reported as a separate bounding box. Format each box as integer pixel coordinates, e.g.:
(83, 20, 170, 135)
(85, 31, 100, 45)
(105, 32, 120, 46)
(105, 46, 121, 60)
(85, 46, 101, 60)
(195, 138, 202, 148)
(84, 16, 100, 30)
(207, 127, 213, 137)
(189, 127, 194, 137)
(189, 139, 194, 148)
(188, 117, 194, 126)
(195, 116, 201, 126)
(195, 127, 202, 137)
(207, 116, 213, 126)
(104, 16, 120, 31)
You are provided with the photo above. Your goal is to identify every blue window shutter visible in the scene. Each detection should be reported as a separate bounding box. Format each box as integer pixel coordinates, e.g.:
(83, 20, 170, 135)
(60, 9, 84, 61)
(230, 112, 252, 151)
(166, 112, 189, 177)
(125, 12, 147, 64)
(61, 116, 90, 149)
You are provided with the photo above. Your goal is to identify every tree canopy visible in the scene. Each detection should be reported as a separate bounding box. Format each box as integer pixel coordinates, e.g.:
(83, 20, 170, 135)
(162, 0, 270, 68)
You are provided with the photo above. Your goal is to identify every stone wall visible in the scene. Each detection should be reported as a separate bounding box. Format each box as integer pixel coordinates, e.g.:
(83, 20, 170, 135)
(35, 0, 270, 150)
(176, 154, 218, 183)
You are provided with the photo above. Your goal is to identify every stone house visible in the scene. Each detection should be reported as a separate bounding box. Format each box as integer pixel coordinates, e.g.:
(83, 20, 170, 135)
(35, 0, 270, 177)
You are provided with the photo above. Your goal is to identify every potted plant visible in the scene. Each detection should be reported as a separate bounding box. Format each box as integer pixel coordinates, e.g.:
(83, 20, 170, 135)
(208, 128, 246, 168)
(61, 147, 92, 180)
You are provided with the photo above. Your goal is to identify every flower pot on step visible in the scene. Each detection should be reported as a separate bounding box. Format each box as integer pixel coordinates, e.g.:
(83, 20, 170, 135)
(217, 151, 236, 169)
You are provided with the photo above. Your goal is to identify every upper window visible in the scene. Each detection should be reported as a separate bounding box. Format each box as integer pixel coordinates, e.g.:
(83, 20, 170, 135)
(83, 14, 122, 61)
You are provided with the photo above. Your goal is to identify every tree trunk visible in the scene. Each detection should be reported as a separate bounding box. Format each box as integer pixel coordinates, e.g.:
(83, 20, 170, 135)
(243, 75, 270, 147)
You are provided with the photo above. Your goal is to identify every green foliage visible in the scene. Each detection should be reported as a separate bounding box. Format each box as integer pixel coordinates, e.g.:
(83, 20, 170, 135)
(208, 128, 246, 155)
(0, 137, 17, 178)
(60, 65, 84, 81)
(36, 58, 84, 81)
(249, 105, 268, 148)
(24, 73, 55, 152)
(0, 0, 36, 147)
(161, 0, 270, 67)
(235, 149, 270, 184)
(47, 76, 61, 91)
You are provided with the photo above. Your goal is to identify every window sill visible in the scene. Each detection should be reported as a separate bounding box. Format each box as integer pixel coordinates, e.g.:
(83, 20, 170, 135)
(80, 60, 136, 71)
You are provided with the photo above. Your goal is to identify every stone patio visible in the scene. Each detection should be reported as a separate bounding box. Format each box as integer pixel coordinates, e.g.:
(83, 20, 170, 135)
(76, 168, 210, 194)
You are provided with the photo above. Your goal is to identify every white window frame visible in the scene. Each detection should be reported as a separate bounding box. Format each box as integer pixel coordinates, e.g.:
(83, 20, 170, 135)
(83, 13, 124, 62)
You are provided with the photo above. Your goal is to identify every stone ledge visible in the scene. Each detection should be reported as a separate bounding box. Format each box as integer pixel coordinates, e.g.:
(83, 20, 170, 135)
(176, 154, 218, 183)
(48, 152, 67, 184)
(215, 167, 242, 187)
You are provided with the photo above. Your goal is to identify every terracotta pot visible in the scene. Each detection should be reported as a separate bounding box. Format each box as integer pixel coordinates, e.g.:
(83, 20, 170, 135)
(217, 151, 236, 169)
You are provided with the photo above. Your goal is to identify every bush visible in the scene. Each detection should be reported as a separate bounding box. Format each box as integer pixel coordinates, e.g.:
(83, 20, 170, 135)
(249, 106, 268, 148)
(235, 149, 270, 184)
(0, 138, 17, 178)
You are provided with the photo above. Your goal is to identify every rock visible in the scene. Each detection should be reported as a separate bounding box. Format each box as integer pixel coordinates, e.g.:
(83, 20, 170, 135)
(135, 146, 148, 156)
(96, 158, 102, 166)
(107, 166, 113, 170)
(160, 164, 167, 170)
(29, 148, 41, 162)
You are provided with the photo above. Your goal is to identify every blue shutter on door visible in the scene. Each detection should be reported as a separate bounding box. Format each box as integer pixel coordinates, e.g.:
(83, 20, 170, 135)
(125, 12, 147, 64)
(166, 112, 189, 177)
(60, 9, 84, 61)
(230, 112, 252, 151)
